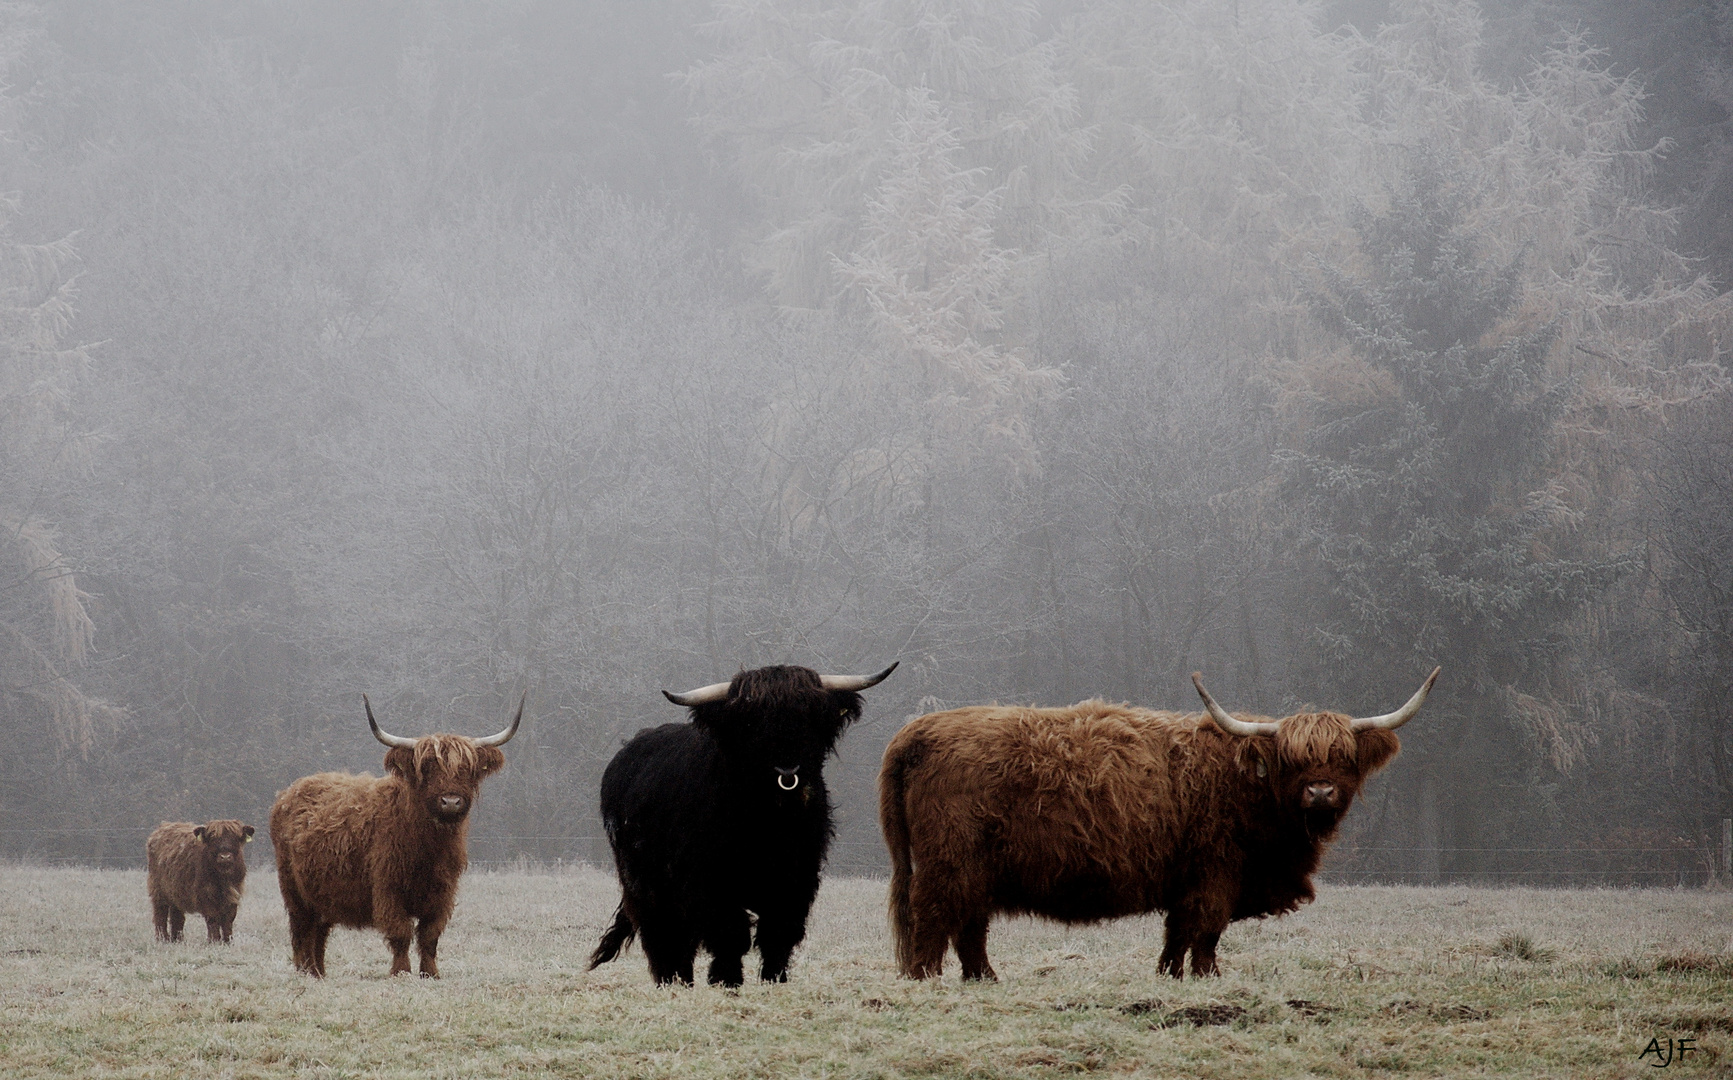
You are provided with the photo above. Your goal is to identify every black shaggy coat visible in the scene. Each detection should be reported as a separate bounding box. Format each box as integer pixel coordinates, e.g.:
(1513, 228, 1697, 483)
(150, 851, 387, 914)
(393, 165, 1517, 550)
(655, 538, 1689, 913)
(588, 666, 862, 986)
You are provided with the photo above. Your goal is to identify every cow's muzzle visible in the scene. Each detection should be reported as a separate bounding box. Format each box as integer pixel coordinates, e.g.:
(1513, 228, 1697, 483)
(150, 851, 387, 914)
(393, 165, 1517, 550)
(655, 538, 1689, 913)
(437, 794, 469, 817)
(1302, 783, 1339, 809)
(775, 767, 800, 792)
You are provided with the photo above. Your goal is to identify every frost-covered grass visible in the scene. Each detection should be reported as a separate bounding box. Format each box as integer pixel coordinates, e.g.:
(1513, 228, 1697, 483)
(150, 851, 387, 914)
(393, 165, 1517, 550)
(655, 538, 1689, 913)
(1, 864, 1729, 1078)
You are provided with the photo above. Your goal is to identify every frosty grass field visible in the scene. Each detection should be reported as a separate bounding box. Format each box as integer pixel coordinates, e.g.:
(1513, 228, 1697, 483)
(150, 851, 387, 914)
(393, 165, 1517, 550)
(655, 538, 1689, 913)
(0, 864, 1729, 1079)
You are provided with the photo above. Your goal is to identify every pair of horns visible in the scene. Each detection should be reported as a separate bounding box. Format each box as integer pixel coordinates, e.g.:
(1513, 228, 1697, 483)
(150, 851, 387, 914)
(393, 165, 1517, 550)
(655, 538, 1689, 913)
(365, 693, 526, 749)
(1191, 667, 1441, 737)
(662, 662, 899, 707)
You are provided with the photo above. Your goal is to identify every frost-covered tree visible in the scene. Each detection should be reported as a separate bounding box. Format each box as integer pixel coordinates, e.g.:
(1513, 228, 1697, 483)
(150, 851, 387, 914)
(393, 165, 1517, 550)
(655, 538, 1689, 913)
(832, 87, 1062, 457)
(1058, 0, 1371, 304)
(0, 7, 117, 762)
(1281, 152, 1631, 879)
(685, 0, 1080, 453)
(0, 216, 117, 757)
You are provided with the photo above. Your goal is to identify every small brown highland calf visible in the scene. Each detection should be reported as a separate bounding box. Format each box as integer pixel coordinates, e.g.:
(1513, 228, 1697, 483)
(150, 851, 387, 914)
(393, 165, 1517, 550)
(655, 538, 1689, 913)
(270, 694, 522, 977)
(146, 819, 255, 943)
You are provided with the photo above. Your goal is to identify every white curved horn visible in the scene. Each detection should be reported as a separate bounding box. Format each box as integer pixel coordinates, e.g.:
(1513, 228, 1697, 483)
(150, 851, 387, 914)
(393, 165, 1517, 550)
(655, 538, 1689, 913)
(364, 694, 417, 749)
(1191, 673, 1279, 737)
(475, 692, 527, 747)
(820, 662, 898, 693)
(663, 681, 732, 708)
(1350, 667, 1441, 731)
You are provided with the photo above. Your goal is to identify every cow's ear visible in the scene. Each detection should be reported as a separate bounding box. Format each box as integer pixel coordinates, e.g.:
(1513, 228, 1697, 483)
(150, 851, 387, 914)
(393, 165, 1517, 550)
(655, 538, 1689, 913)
(689, 703, 733, 739)
(827, 691, 864, 736)
(242, 825, 255, 842)
(1355, 729, 1401, 775)
(193, 826, 207, 842)
(478, 745, 505, 775)
(385, 746, 417, 779)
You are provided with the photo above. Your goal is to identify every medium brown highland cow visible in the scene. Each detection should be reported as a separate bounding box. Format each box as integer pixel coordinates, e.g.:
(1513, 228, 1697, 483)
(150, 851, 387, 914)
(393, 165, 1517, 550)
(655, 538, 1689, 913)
(146, 819, 255, 943)
(269, 694, 523, 977)
(880, 668, 1440, 981)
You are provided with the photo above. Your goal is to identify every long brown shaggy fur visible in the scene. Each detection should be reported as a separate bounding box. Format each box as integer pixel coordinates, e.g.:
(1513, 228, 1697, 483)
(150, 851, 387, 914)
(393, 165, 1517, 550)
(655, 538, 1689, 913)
(269, 733, 505, 977)
(880, 702, 1400, 981)
(146, 819, 254, 943)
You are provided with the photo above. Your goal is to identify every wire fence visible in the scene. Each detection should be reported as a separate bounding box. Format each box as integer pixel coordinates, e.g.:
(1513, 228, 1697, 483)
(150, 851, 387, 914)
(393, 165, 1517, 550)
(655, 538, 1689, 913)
(2, 827, 1723, 886)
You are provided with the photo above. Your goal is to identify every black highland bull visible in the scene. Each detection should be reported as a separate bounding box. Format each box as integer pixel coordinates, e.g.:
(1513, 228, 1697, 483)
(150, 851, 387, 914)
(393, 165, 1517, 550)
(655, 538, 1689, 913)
(588, 662, 896, 986)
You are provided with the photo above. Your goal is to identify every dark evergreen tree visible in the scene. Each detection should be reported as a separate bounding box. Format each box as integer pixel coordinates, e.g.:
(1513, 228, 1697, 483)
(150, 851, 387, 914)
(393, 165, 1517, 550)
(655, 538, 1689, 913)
(1644, 393, 1733, 862)
(1282, 151, 1630, 881)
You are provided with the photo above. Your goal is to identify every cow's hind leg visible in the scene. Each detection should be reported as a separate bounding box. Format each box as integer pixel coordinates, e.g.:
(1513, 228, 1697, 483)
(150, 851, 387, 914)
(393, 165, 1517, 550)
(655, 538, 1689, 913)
(903, 862, 970, 979)
(701, 909, 751, 987)
(954, 913, 997, 982)
(283, 890, 324, 975)
(151, 897, 173, 942)
(638, 916, 698, 986)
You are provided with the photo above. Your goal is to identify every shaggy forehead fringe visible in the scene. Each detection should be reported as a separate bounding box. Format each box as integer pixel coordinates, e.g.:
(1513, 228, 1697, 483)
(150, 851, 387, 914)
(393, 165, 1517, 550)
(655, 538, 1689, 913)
(722, 665, 860, 727)
(413, 734, 482, 777)
(1274, 713, 1357, 766)
(201, 819, 248, 841)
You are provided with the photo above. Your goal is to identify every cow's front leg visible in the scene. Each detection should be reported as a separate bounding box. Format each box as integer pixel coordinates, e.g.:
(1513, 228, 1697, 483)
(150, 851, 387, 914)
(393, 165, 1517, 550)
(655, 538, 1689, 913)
(415, 929, 439, 978)
(206, 905, 237, 944)
(1188, 930, 1223, 977)
(1159, 881, 1234, 978)
(702, 909, 751, 987)
(1157, 911, 1191, 977)
(753, 901, 813, 983)
(374, 896, 418, 976)
(415, 906, 452, 979)
(955, 914, 997, 982)
(309, 923, 331, 977)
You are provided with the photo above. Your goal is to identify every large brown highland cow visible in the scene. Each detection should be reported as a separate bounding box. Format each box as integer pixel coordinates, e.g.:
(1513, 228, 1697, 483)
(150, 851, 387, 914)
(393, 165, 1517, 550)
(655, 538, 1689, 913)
(269, 694, 523, 977)
(879, 668, 1439, 981)
(146, 819, 255, 943)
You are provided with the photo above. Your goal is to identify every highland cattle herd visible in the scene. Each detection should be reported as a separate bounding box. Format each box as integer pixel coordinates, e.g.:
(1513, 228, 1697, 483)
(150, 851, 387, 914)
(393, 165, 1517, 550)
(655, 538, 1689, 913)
(140, 661, 1440, 986)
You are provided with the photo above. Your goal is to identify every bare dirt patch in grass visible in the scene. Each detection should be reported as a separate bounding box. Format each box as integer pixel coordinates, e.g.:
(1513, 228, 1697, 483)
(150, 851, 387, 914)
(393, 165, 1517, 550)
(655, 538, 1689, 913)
(0, 865, 1730, 1078)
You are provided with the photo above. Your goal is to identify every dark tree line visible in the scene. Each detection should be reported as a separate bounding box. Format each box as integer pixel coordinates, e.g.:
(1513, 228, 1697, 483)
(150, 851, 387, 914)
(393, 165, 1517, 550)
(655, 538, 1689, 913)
(0, 0, 1728, 884)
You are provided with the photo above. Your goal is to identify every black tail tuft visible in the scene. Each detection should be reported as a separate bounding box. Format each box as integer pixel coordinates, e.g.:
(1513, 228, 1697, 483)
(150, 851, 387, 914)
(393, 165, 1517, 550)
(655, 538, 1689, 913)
(588, 904, 636, 970)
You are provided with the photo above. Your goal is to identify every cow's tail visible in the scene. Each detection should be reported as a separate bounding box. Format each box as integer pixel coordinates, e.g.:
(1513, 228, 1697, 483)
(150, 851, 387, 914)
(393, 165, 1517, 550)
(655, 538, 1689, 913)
(879, 743, 916, 977)
(587, 904, 636, 970)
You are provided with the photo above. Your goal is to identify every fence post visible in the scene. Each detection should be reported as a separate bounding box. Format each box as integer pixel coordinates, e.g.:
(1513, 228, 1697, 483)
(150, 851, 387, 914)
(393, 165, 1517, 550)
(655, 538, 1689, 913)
(1723, 818, 1731, 881)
